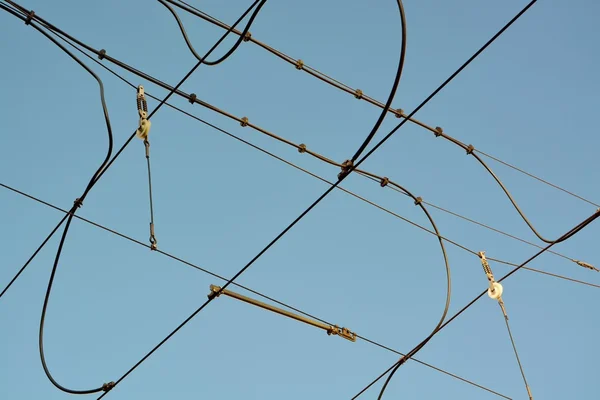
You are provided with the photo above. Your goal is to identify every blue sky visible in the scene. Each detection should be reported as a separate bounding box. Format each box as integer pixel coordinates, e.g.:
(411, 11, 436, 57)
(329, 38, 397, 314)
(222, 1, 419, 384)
(1, 0, 599, 399)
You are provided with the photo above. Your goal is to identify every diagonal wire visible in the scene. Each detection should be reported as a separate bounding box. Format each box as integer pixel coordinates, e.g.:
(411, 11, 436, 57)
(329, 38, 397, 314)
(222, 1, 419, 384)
(501, 304, 533, 400)
(170, 0, 599, 210)
(0, 181, 511, 399)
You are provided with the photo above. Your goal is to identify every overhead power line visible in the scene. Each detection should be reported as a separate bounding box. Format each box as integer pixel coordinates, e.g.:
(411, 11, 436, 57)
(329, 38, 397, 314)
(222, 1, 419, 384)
(169, 0, 600, 211)
(0, 181, 511, 400)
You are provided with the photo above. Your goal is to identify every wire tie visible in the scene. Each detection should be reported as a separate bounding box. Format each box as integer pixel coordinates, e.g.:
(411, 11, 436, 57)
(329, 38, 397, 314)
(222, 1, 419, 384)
(434, 126, 443, 137)
(380, 177, 389, 187)
(240, 117, 249, 127)
(243, 31, 252, 42)
(189, 93, 197, 104)
(338, 159, 354, 180)
(102, 382, 115, 392)
(414, 196, 422, 206)
(394, 108, 404, 118)
(98, 49, 106, 60)
(354, 89, 363, 100)
(24, 10, 35, 25)
(295, 59, 304, 70)
(298, 143, 307, 153)
(466, 144, 475, 155)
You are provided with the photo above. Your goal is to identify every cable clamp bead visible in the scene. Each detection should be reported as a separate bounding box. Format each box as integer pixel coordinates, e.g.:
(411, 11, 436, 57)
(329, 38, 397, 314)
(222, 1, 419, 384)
(243, 31, 252, 42)
(102, 382, 116, 392)
(338, 159, 354, 180)
(394, 108, 404, 118)
(24, 10, 35, 25)
(354, 89, 363, 100)
(466, 144, 475, 155)
(298, 143, 307, 153)
(295, 59, 304, 70)
(188, 93, 197, 104)
(380, 177, 389, 187)
(414, 196, 422, 206)
(240, 117, 249, 127)
(434, 126, 443, 137)
(98, 49, 106, 60)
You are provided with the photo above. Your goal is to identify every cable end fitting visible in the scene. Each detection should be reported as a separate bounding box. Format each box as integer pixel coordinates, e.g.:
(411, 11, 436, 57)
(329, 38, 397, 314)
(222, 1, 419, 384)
(380, 177, 389, 187)
(207, 284, 222, 300)
(574, 260, 598, 272)
(338, 159, 353, 180)
(434, 126, 443, 137)
(189, 93, 197, 104)
(102, 382, 115, 392)
(98, 49, 106, 60)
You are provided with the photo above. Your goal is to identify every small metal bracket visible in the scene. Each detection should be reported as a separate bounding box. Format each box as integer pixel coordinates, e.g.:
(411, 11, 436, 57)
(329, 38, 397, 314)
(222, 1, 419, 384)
(240, 117, 249, 127)
(295, 59, 304, 70)
(136, 85, 151, 140)
(327, 325, 357, 342)
(102, 382, 115, 392)
(243, 31, 252, 42)
(380, 177, 389, 187)
(394, 108, 404, 118)
(298, 143, 307, 153)
(189, 93, 197, 104)
(466, 144, 475, 155)
(208, 284, 222, 300)
(354, 89, 363, 100)
(338, 159, 354, 180)
(479, 251, 507, 318)
(434, 126, 443, 137)
(414, 196, 423, 206)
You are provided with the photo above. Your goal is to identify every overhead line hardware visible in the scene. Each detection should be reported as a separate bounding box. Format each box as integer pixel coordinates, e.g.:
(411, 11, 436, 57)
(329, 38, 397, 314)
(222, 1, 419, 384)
(478, 251, 507, 318)
(208, 285, 356, 342)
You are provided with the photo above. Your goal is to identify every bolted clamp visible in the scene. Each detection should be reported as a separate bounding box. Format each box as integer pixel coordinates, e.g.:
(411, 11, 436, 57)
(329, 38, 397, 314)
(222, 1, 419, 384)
(240, 117, 249, 127)
(102, 382, 116, 392)
(434, 126, 443, 137)
(380, 177, 389, 187)
(338, 159, 354, 180)
(354, 89, 363, 100)
(298, 143, 307, 153)
(327, 325, 356, 342)
(295, 59, 304, 70)
(136, 85, 151, 140)
(466, 144, 475, 155)
(394, 108, 404, 118)
(243, 31, 252, 42)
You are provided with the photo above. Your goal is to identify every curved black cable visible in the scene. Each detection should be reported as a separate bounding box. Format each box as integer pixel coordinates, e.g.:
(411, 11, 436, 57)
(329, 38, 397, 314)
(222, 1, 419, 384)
(158, 0, 249, 66)
(348, 0, 406, 163)
(0, 3, 115, 394)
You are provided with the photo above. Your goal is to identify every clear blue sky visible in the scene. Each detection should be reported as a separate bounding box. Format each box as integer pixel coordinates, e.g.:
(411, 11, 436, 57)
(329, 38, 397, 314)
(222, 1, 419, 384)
(1, 0, 599, 399)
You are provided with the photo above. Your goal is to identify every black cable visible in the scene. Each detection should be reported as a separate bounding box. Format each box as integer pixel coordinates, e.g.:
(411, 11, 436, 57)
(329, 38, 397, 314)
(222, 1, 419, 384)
(1, 0, 268, 395)
(356, 209, 599, 399)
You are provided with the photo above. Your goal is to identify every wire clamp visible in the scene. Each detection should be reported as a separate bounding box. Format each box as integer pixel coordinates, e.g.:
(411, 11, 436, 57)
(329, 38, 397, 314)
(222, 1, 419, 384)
(295, 59, 304, 70)
(136, 85, 151, 140)
(466, 144, 475, 155)
(102, 382, 115, 392)
(240, 117, 249, 127)
(188, 93, 197, 104)
(207, 284, 222, 300)
(394, 108, 404, 118)
(327, 325, 357, 342)
(144, 139, 150, 158)
(149, 222, 157, 251)
(354, 89, 363, 100)
(574, 260, 598, 272)
(338, 159, 354, 180)
(414, 196, 423, 206)
(73, 198, 83, 209)
(479, 251, 507, 317)
(25, 10, 35, 25)
(98, 49, 107, 60)
(243, 31, 252, 42)
(434, 126, 443, 137)
(380, 177, 389, 187)
(298, 143, 307, 153)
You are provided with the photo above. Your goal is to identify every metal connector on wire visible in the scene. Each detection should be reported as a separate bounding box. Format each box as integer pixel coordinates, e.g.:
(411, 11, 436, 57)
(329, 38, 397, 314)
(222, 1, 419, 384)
(208, 285, 356, 342)
(574, 260, 598, 272)
(478, 251, 507, 318)
(136, 85, 151, 140)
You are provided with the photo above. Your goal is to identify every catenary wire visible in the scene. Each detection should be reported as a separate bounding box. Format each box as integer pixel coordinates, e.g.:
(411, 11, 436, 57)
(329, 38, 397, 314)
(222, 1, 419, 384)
(1, 0, 268, 395)
(171, 0, 600, 239)
(19, 10, 592, 274)
(501, 303, 533, 400)
(94, 0, 542, 394)
(354, 209, 599, 399)
(0, 181, 511, 399)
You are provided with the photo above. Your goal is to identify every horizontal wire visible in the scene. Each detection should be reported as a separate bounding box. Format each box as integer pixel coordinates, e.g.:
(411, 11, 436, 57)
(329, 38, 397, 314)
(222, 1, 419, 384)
(0, 182, 509, 399)
(172, 0, 599, 210)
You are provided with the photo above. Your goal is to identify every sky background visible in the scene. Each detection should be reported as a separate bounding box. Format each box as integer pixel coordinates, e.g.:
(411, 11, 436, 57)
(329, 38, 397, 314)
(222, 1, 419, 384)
(1, 0, 599, 399)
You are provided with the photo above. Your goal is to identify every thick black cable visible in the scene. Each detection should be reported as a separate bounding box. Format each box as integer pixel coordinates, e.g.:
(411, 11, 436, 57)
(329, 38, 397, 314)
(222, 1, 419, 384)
(1, 0, 267, 394)
(0, 3, 115, 394)
(166, 0, 407, 164)
(356, 209, 599, 399)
